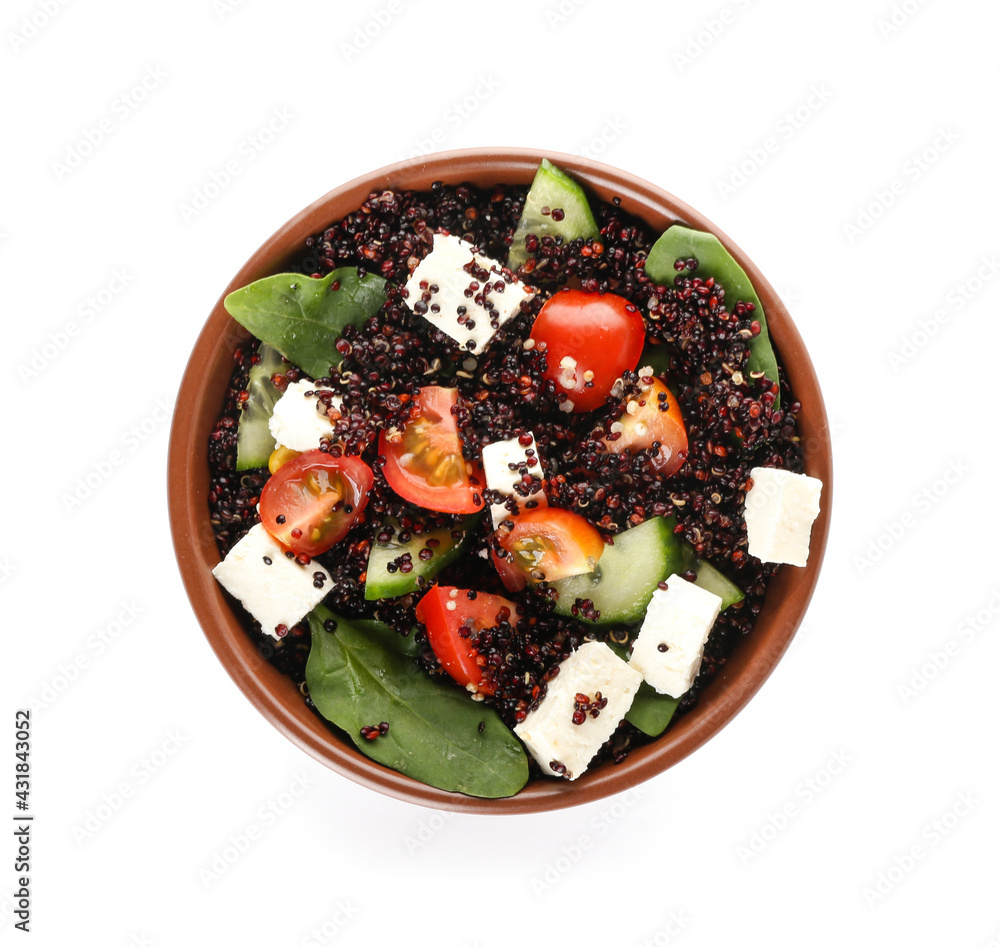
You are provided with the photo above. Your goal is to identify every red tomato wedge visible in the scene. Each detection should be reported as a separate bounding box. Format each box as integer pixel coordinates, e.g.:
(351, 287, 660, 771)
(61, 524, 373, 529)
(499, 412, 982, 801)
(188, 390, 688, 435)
(379, 386, 485, 514)
(529, 288, 645, 412)
(259, 450, 373, 556)
(494, 507, 605, 591)
(605, 376, 688, 477)
(414, 586, 519, 694)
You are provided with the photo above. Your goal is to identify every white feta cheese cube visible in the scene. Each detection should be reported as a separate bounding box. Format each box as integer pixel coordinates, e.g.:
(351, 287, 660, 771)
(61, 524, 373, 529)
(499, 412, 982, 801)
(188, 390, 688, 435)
(514, 641, 641, 781)
(404, 233, 535, 354)
(268, 378, 343, 452)
(744, 467, 822, 567)
(212, 524, 331, 638)
(481, 433, 547, 528)
(629, 576, 722, 698)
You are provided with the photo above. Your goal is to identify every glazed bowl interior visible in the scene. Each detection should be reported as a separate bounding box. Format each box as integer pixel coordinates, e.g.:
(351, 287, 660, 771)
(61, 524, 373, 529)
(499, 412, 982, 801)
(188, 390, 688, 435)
(168, 148, 832, 814)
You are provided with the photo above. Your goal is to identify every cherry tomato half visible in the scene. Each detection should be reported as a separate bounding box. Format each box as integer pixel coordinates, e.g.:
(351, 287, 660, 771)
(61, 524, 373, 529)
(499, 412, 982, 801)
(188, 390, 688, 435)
(529, 288, 645, 412)
(494, 507, 605, 591)
(379, 386, 485, 515)
(605, 376, 688, 477)
(259, 449, 373, 557)
(414, 586, 519, 694)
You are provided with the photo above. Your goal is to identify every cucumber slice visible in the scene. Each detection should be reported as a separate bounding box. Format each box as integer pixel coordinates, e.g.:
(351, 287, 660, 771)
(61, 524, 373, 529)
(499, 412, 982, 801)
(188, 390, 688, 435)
(552, 517, 685, 624)
(365, 517, 478, 600)
(235, 344, 286, 470)
(680, 546, 745, 610)
(692, 558, 745, 610)
(507, 159, 600, 270)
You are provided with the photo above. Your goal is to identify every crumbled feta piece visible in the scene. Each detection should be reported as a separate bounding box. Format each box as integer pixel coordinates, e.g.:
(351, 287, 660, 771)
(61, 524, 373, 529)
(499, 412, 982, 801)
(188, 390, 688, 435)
(744, 467, 822, 567)
(212, 524, 331, 638)
(629, 576, 723, 697)
(404, 233, 535, 354)
(481, 433, 547, 527)
(514, 641, 641, 781)
(268, 379, 342, 452)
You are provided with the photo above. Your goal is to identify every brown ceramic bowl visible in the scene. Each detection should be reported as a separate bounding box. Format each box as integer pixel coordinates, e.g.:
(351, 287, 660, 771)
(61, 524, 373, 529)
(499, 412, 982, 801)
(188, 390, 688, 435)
(168, 148, 832, 814)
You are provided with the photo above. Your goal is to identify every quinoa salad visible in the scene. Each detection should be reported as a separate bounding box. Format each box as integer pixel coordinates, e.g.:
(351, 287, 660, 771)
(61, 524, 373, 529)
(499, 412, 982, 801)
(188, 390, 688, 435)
(206, 159, 823, 798)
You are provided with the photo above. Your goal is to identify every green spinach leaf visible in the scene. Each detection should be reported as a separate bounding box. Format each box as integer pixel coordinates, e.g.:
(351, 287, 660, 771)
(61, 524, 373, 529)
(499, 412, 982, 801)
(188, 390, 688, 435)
(625, 682, 680, 737)
(224, 268, 386, 378)
(305, 607, 528, 798)
(645, 225, 780, 404)
(637, 341, 674, 378)
(606, 638, 681, 737)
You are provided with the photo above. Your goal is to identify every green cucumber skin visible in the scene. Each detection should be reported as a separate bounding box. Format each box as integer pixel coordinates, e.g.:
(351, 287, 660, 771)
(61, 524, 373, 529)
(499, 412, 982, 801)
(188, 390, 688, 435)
(364, 518, 477, 601)
(235, 344, 285, 471)
(680, 544, 745, 610)
(552, 517, 686, 625)
(692, 558, 745, 610)
(507, 159, 600, 269)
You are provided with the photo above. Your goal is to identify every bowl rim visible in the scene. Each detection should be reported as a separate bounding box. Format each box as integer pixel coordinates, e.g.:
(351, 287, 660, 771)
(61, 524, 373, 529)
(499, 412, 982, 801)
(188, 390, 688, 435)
(168, 147, 833, 814)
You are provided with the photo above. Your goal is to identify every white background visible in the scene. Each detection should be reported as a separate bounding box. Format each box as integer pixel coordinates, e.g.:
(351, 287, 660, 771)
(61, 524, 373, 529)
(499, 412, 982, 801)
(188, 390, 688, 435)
(4, 0, 1000, 943)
